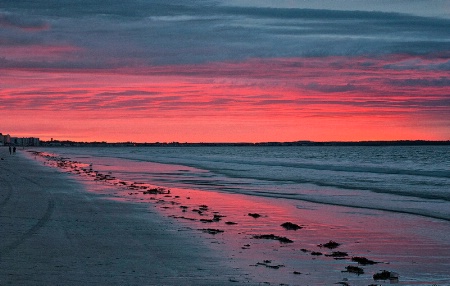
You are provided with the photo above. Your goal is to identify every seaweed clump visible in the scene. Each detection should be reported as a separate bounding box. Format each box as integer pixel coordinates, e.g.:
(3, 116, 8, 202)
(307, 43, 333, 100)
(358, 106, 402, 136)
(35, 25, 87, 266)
(200, 228, 224, 235)
(143, 187, 167, 195)
(318, 240, 340, 249)
(281, 222, 302, 230)
(351, 256, 378, 265)
(326, 251, 348, 258)
(248, 213, 261, 218)
(255, 260, 285, 269)
(344, 265, 364, 275)
(373, 270, 398, 281)
(252, 234, 293, 243)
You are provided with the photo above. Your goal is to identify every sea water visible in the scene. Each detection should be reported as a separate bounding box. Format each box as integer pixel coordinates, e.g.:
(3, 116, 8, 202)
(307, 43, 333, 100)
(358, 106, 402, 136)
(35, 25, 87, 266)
(31, 145, 450, 284)
(40, 145, 450, 221)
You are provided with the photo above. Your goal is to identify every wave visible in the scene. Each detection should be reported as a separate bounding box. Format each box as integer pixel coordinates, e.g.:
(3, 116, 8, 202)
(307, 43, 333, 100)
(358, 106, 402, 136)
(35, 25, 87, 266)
(123, 155, 450, 202)
(216, 189, 450, 222)
(176, 156, 450, 179)
(37, 146, 450, 223)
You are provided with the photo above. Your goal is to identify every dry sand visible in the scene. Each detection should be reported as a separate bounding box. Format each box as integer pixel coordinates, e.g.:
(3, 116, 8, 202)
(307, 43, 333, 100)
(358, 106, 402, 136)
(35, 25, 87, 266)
(0, 148, 248, 285)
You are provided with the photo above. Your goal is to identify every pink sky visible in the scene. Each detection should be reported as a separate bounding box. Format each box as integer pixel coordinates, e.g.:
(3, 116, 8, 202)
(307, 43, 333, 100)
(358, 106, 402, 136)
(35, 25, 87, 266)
(1, 2, 449, 142)
(2, 55, 449, 142)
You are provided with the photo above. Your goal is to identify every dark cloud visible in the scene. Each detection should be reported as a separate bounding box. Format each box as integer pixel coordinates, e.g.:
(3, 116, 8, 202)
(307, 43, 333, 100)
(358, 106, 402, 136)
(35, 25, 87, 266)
(383, 58, 450, 71)
(0, 12, 49, 30)
(254, 99, 297, 105)
(218, 6, 419, 20)
(1, 1, 449, 68)
(388, 77, 450, 87)
(306, 83, 359, 93)
(1, 1, 181, 18)
(95, 90, 162, 97)
(10, 90, 88, 96)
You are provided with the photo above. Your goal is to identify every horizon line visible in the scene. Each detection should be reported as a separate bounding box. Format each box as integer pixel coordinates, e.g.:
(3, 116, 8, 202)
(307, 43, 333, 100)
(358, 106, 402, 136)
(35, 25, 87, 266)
(39, 139, 450, 146)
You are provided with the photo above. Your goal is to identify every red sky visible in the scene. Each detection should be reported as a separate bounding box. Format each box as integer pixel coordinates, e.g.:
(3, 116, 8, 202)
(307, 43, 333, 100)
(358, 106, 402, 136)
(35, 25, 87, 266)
(2, 55, 449, 142)
(1, 2, 449, 142)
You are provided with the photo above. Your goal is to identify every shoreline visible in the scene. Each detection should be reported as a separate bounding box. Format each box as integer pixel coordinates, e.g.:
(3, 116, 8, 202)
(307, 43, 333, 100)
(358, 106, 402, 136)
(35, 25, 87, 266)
(0, 148, 248, 285)
(21, 147, 450, 285)
(2, 147, 450, 285)
(36, 139, 450, 148)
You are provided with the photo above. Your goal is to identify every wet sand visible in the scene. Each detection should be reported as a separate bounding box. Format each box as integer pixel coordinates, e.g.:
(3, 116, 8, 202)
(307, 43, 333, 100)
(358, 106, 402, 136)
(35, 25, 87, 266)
(0, 148, 247, 285)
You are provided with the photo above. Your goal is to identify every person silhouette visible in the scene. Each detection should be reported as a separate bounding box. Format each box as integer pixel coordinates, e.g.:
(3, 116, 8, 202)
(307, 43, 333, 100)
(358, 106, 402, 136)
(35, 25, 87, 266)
(13, 146, 16, 154)
(9, 146, 12, 154)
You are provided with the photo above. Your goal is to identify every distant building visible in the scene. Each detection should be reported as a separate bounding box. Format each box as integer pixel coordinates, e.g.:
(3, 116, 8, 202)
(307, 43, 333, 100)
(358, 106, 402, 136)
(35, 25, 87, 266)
(0, 133, 11, 146)
(10, 137, 40, 147)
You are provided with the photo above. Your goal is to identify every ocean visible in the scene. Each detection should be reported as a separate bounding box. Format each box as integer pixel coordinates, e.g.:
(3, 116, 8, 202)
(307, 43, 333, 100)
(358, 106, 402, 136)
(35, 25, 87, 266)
(29, 145, 450, 285)
(37, 145, 450, 221)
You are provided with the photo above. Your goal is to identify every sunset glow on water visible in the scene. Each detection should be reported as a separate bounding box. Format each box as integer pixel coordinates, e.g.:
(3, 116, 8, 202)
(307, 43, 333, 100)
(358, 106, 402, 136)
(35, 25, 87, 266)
(29, 147, 450, 285)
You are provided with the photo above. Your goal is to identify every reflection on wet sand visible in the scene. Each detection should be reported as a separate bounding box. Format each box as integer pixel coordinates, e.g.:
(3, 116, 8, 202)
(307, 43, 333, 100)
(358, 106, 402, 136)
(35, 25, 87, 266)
(30, 150, 450, 285)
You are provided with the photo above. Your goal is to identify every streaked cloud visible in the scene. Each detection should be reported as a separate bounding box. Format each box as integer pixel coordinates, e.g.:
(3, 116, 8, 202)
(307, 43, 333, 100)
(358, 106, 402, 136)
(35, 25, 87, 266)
(0, 12, 49, 31)
(1, 1, 449, 67)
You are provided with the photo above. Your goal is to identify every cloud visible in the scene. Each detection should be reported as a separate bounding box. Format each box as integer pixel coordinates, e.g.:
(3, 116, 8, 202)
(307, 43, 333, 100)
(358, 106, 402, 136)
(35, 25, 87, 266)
(1, 2, 449, 141)
(306, 83, 359, 93)
(95, 90, 162, 97)
(1, 1, 449, 69)
(222, 0, 450, 19)
(2, 55, 448, 118)
(383, 57, 450, 71)
(0, 12, 49, 31)
(388, 77, 450, 87)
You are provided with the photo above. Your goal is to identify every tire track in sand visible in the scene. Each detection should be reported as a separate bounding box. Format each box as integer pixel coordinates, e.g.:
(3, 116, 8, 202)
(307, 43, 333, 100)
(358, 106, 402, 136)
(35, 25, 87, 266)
(0, 178, 13, 208)
(0, 153, 57, 260)
(0, 198, 55, 258)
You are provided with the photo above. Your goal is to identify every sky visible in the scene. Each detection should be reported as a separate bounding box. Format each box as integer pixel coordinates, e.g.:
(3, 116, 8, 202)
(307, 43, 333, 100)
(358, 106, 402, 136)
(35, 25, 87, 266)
(1, 0, 449, 142)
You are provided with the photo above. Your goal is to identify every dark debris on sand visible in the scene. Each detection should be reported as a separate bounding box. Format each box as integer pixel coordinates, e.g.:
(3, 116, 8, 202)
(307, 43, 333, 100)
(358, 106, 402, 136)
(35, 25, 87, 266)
(318, 240, 340, 249)
(248, 213, 262, 218)
(199, 204, 209, 211)
(200, 228, 224, 235)
(142, 187, 167, 195)
(373, 270, 391, 280)
(373, 270, 399, 281)
(213, 214, 225, 221)
(253, 260, 286, 269)
(325, 251, 348, 258)
(344, 265, 364, 275)
(351, 256, 378, 265)
(169, 215, 197, 221)
(280, 222, 302, 230)
(252, 234, 293, 243)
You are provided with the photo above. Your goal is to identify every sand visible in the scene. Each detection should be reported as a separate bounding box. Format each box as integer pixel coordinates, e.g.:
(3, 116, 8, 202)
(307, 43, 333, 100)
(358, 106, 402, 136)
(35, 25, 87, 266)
(0, 148, 247, 285)
(2, 147, 450, 286)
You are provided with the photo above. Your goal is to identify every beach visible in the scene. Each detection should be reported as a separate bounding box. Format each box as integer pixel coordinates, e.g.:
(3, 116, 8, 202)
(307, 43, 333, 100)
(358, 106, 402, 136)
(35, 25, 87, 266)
(1, 146, 449, 285)
(0, 148, 246, 285)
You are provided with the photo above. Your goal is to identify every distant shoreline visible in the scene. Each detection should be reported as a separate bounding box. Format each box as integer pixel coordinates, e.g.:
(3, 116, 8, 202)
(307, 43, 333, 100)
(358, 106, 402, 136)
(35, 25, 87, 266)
(35, 140, 450, 147)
